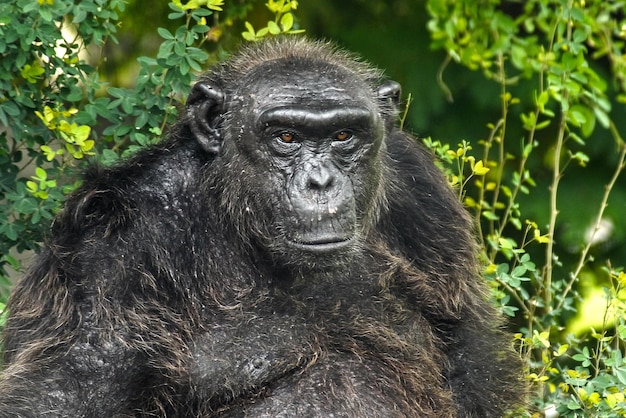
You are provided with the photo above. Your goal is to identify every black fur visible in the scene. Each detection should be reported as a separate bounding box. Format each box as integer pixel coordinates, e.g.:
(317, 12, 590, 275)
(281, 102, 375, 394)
(0, 38, 525, 417)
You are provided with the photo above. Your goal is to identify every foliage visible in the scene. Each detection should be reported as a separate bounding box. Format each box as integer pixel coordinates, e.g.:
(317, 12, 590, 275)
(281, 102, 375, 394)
(0, 0, 126, 300)
(427, 0, 626, 415)
(242, 0, 305, 41)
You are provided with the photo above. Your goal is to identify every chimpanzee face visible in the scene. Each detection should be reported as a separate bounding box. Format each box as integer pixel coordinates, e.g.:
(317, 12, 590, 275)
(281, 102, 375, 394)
(188, 59, 398, 269)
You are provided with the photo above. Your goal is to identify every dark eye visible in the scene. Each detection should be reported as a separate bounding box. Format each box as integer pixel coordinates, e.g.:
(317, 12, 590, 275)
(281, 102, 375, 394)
(279, 132, 296, 143)
(335, 131, 353, 141)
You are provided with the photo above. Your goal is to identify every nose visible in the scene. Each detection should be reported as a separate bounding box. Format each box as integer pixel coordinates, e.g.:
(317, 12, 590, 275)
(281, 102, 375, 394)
(307, 163, 334, 191)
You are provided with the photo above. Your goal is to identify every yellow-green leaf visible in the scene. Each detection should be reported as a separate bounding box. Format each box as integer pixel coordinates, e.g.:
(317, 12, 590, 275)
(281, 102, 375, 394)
(268, 21, 281, 35)
(472, 160, 490, 175)
(280, 12, 294, 31)
(26, 181, 38, 193)
(208, 0, 223, 11)
(35, 167, 47, 180)
(73, 125, 91, 145)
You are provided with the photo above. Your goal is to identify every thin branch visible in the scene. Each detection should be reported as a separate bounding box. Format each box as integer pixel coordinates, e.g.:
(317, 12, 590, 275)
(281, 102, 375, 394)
(436, 54, 454, 103)
(555, 124, 626, 312)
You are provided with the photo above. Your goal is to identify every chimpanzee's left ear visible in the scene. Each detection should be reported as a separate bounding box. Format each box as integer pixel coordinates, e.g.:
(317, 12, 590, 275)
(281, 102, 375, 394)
(186, 82, 225, 154)
(377, 80, 402, 110)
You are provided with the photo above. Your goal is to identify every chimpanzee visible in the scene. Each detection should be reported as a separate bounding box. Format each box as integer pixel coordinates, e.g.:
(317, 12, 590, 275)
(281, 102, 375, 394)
(0, 37, 525, 417)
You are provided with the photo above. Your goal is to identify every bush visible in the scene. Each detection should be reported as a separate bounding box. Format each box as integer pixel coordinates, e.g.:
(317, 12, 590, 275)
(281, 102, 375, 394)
(427, 0, 626, 415)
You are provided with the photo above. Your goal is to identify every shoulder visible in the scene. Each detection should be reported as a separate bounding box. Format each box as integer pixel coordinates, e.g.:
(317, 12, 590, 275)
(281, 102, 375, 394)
(384, 130, 457, 207)
(52, 138, 209, 243)
(379, 130, 475, 263)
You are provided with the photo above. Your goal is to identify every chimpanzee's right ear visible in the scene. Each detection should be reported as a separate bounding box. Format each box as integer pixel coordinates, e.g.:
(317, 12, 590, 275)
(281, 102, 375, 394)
(377, 80, 402, 110)
(186, 82, 225, 154)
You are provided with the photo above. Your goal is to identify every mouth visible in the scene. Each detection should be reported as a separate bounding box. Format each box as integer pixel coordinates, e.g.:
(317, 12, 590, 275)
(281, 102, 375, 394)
(287, 236, 354, 253)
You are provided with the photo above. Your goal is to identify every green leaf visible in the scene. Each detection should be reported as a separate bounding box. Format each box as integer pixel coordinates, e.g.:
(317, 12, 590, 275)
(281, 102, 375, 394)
(157, 27, 174, 40)
(511, 266, 528, 278)
(16, 197, 38, 214)
(568, 104, 595, 137)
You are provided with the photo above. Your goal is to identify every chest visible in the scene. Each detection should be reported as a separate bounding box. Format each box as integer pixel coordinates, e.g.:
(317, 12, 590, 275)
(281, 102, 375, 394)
(185, 301, 448, 417)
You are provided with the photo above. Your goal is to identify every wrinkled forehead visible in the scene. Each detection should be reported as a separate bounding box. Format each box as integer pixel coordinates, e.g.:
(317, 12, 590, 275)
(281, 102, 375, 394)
(233, 59, 377, 110)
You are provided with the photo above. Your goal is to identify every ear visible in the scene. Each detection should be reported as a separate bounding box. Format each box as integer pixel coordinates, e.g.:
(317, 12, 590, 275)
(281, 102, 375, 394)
(186, 82, 225, 154)
(377, 80, 402, 109)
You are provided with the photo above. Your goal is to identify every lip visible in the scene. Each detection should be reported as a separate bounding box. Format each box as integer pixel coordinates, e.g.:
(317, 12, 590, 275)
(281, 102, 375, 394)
(287, 237, 354, 253)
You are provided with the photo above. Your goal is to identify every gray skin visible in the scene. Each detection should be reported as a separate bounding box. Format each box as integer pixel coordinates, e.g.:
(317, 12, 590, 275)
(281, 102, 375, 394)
(239, 64, 385, 254)
(189, 60, 393, 270)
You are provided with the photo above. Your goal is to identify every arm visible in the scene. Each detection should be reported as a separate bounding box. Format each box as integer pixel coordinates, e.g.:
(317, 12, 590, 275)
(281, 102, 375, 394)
(382, 133, 527, 415)
(0, 338, 144, 417)
(0, 247, 149, 417)
(443, 312, 526, 417)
